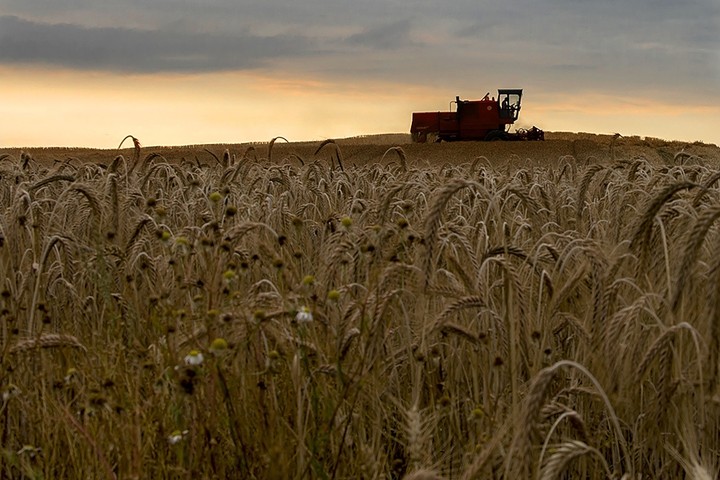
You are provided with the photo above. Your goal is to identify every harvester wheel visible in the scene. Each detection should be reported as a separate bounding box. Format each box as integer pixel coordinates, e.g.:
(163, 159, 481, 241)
(485, 130, 506, 141)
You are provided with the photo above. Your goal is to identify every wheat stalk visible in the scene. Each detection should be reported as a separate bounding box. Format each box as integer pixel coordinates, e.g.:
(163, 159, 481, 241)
(381, 146, 408, 171)
(28, 174, 76, 193)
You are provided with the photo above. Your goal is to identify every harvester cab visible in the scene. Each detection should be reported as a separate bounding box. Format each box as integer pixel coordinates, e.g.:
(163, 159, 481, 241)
(498, 89, 522, 121)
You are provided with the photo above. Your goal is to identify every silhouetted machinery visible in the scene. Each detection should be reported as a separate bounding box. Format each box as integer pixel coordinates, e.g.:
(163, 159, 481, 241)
(411, 89, 544, 142)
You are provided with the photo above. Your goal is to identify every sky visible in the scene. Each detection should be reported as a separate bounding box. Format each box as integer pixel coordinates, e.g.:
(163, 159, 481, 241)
(1, 1, 719, 148)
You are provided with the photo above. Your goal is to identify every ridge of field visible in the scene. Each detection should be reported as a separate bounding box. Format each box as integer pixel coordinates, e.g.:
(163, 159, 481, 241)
(4, 131, 720, 166)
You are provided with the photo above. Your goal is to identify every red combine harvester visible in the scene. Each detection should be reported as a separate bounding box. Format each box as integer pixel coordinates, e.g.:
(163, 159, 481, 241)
(411, 89, 544, 142)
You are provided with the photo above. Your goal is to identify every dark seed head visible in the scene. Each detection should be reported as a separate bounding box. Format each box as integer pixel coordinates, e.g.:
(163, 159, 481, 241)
(180, 377, 195, 395)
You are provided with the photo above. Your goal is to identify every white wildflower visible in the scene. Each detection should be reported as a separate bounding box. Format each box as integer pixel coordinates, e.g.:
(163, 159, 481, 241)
(64, 368, 78, 384)
(2, 384, 21, 402)
(184, 350, 204, 366)
(168, 430, 188, 445)
(295, 306, 313, 324)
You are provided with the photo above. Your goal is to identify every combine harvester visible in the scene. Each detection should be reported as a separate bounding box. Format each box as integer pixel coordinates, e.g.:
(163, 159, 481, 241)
(411, 89, 544, 142)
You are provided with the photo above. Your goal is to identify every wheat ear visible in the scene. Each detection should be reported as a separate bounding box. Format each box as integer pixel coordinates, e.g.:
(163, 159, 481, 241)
(403, 470, 446, 480)
(423, 179, 485, 285)
(671, 204, 720, 310)
(575, 164, 604, 226)
(539, 440, 611, 480)
(630, 181, 696, 256)
(11, 333, 86, 354)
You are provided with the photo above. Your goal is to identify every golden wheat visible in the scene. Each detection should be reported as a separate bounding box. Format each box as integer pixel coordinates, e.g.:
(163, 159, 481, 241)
(1, 136, 719, 478)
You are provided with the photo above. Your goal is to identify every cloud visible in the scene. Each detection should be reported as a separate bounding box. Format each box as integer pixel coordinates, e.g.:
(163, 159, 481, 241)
(344, 20, 417, 49)
(0, 0, 718, 103)
(0, 15, 311, 73)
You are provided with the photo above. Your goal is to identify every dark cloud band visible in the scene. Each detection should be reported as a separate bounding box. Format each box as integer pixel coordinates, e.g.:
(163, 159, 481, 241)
(0, 15, 309, 73)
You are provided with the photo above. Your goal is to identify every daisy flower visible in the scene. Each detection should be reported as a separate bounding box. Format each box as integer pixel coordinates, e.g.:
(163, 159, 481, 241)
(295, 306, 313, 324)
(184, 350, 204, 366)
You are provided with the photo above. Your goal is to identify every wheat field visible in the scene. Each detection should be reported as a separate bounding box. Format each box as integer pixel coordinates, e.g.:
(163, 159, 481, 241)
(1, 134, 720, 478)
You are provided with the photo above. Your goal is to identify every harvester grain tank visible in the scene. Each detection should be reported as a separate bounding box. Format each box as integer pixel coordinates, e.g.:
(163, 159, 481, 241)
(410, 89, 544, 142)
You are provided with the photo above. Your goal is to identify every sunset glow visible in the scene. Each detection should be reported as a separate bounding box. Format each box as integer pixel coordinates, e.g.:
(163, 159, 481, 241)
(1, 2, 718, 147)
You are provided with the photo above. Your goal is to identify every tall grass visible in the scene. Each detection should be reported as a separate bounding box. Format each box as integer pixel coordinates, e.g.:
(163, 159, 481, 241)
(0, 141, 719, 478)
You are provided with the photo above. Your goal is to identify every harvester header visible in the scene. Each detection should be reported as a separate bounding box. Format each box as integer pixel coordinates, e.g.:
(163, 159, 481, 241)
(411, 89, 544, 142)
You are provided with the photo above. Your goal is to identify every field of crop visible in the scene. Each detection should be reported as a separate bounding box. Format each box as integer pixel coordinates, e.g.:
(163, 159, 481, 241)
(2, 134, 720, 479)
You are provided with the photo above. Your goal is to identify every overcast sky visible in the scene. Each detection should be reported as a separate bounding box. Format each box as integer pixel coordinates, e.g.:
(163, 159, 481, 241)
(2, 0, 719, 147)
